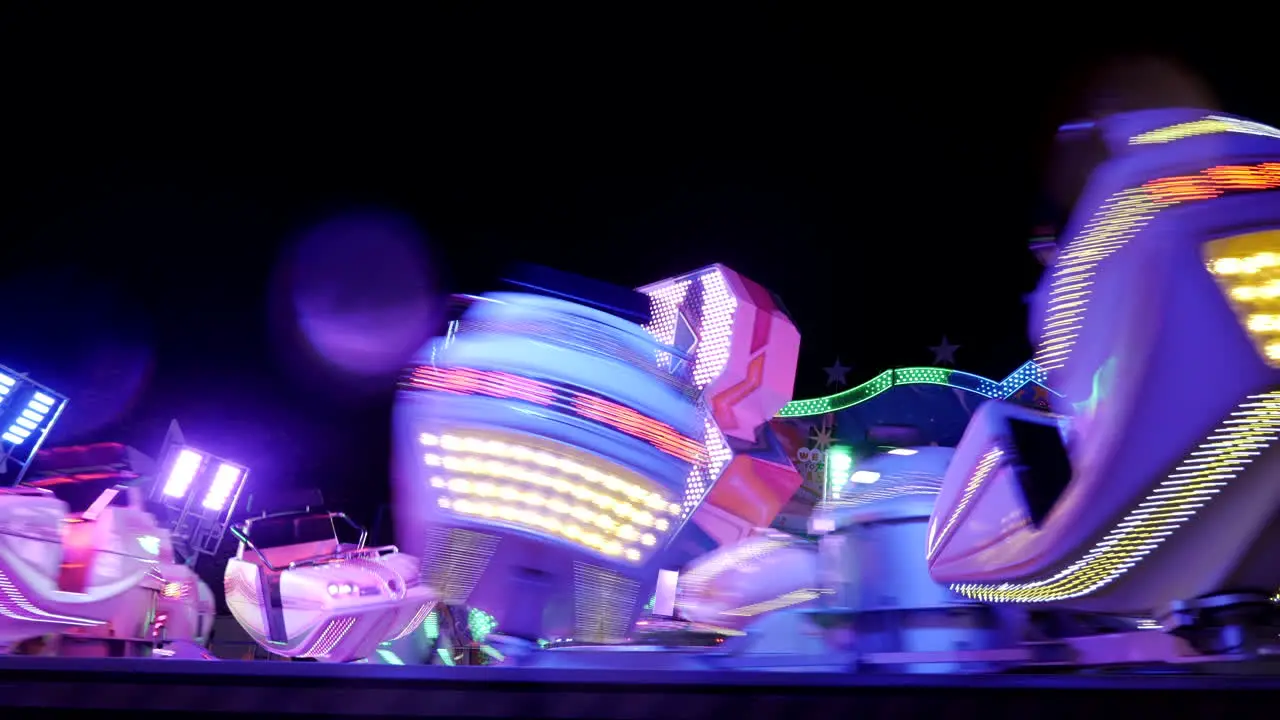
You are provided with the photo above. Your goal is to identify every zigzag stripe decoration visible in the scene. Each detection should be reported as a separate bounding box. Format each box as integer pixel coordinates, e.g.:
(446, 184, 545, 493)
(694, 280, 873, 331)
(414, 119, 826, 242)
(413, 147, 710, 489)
(777, 361, 1055, 418)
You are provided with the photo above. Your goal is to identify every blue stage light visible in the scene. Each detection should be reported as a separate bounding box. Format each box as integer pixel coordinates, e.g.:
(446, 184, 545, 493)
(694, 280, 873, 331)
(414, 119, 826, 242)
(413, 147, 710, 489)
(0, 364, 68, 484)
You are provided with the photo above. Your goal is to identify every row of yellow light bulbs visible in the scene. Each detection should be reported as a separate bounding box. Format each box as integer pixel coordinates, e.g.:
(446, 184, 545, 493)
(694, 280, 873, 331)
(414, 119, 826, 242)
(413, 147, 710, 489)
(421, 433, 679, 516)
(952, 396, 1278, 603)
(1035, 188, 1154, 371)
(959, 476, 1228, 602)
(430, 475, 660, 546)
(423, 452, 673, 531)
(1211, 252, 1280, 276)
(439, 496, 646, 562)
(948, 456, 1210, 601)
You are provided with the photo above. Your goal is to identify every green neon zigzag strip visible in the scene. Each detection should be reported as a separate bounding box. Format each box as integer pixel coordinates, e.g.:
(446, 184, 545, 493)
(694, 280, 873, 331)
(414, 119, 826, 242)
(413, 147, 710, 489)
(776, 361, 1054, 418)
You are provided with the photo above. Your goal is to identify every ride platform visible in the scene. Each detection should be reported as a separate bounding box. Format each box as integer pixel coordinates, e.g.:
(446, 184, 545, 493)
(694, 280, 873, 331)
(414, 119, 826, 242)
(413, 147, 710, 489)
(0, 656, 1277, 718)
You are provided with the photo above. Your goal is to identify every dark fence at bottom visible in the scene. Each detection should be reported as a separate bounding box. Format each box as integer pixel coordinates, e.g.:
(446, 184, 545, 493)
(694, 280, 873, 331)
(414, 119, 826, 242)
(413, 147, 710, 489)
(0, 657, 1275, 718)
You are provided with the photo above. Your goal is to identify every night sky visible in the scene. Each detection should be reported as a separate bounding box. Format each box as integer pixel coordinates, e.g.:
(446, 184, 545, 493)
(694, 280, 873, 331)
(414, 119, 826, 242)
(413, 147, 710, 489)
(0, 10, 1270, 530)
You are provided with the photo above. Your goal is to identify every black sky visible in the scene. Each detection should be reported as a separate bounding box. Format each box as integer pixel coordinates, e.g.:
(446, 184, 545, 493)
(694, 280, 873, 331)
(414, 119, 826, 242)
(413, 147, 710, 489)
(0, 9, 1270, 525)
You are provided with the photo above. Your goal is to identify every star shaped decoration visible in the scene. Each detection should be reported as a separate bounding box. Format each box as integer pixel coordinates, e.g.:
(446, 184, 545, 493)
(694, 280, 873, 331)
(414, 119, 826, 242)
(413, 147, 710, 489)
(1032, 385, 1051, 408)
(929, 336, 960, 365)
(810, 426, 834, 450)
(823, 358, 851, 387)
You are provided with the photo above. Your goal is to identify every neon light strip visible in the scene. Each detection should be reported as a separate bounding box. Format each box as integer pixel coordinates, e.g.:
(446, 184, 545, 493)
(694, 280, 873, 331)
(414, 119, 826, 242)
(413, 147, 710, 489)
(951, 391, 1280, 603)
(1129, 115, 1280, 146)
(927, 447, 1004, 559)
(1036, 162, 1280, 374)
(777, 361, 1053, 418)
(401, 366, 707, 465)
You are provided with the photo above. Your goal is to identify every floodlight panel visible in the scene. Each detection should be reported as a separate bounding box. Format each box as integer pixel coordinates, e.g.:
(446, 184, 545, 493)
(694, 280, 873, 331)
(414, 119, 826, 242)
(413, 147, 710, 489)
(201, 462, 245, 511)
(2, 388, 64, 447)
(163, 448, 205, 498)
(0, 372, 68, 481)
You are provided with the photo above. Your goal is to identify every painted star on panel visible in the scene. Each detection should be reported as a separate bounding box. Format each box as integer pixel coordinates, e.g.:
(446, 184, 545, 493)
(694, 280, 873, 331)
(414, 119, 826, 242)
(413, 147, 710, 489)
(930, 337, 960, 365)
(823, 358, 850, 387)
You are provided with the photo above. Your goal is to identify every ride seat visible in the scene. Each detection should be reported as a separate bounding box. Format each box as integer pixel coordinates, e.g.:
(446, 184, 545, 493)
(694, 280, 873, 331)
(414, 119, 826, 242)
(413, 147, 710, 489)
(240, 514, 343, 644)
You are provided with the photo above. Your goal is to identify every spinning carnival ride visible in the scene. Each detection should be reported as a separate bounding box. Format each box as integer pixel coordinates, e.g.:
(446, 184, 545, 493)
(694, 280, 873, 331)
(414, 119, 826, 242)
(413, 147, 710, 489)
(392, 265, 803, 651)
(10, 109, 1280, 678)
(921, 110, 1280, 661)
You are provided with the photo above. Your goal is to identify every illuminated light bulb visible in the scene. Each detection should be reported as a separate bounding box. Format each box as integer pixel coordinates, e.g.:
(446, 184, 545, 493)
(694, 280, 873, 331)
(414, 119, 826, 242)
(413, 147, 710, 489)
(430, 477, 446, 488)
(1231, 281, 1280, 301)
(424, 453, 442, 466)
(640, 533, 656, 546)
(1214, 252, 1280, 275)
(420, 433, 440, 446)
(655, 518, 669, 531)
(624, 548, 641, 561)
(1248, 314, 1280, 332)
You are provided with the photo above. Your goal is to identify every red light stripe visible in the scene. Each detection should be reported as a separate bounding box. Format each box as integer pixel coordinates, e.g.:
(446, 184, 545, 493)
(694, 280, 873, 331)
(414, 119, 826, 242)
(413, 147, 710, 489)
(571, 395, 708, 464)
(1143, 162, 1280, 203)
(407, 367, 555, 405)
(402, 366, 706, 464)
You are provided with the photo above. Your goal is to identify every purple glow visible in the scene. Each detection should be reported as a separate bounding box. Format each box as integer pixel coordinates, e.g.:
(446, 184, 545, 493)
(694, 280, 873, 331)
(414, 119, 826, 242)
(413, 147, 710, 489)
(283, 211, 437, 378)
